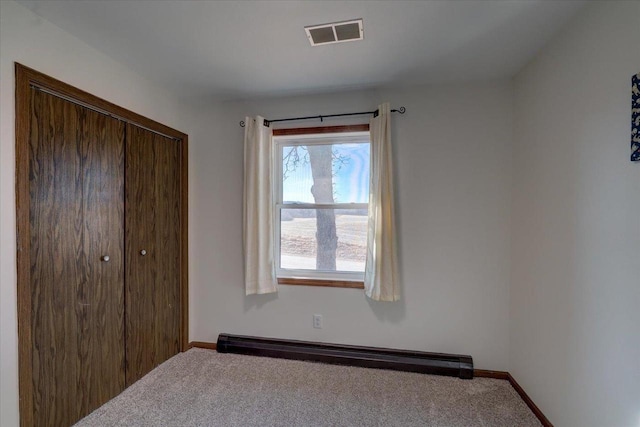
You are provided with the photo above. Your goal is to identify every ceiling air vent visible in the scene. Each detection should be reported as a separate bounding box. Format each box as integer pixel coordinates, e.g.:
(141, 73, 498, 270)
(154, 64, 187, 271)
(305, 19, 363, 46)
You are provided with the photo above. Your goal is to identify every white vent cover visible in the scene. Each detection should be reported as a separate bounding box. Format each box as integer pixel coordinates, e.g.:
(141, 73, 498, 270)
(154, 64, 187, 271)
(305, 19, 363, 46)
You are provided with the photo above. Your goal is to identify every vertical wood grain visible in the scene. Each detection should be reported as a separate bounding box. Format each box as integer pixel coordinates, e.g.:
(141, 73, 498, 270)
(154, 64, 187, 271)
(125, 123, 156, 385)
(16, 63, 35, 427)
(154, 128, 181, 365)
(80, 105, 126, 412)
(28, 89, 125, 426)
(125, 124, 181, 385)
(180, 136, 189, 352)
(16, 64, 189, 426)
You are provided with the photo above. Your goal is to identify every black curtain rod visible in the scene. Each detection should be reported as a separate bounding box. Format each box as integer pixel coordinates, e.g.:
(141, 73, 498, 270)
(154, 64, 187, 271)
(239, 106, 406, 127)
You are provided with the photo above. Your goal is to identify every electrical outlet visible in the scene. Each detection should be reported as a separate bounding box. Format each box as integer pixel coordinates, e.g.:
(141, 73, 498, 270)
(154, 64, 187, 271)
(313, 314, 323, 329)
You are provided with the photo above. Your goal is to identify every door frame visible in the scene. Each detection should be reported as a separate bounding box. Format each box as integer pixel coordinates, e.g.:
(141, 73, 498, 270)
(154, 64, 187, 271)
(15, 63, 189, 426)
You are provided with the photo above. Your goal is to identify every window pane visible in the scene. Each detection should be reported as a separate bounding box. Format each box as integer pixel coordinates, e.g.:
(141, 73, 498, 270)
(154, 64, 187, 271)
(282, 142, 369, 204)
(280, 208, 367, 272)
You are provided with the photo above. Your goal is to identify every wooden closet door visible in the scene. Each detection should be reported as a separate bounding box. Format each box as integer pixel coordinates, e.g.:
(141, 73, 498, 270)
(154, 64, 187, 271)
(28, 89, 125, 426)
(125, 123, 181, 385)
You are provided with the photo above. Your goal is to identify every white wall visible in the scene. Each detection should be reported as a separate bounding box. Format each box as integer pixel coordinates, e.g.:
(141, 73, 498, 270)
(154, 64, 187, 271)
(0, 2, 198, 425)
(510, 2, 640, 427)
(190, 82, 514, 371)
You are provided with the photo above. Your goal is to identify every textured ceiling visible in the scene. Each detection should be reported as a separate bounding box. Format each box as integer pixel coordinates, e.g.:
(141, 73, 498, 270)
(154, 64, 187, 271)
(18, 0, 586, 102)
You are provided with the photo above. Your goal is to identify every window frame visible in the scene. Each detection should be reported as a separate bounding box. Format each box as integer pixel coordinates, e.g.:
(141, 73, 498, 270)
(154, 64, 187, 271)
(272, 125, 370, 288)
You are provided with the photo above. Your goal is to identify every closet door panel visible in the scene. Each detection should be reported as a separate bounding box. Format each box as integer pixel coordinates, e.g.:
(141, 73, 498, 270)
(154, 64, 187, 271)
(125, 124, 157, 385)
(80, 105, 126, 412)
(153, 128, 181, 366)
(125, 124, 181, 385)
(28, 89, 125, 426)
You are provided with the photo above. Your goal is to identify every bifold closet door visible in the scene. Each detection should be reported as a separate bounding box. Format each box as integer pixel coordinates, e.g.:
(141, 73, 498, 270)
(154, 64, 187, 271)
(28, 89, 125, 426)
(125, 123, 181, 385)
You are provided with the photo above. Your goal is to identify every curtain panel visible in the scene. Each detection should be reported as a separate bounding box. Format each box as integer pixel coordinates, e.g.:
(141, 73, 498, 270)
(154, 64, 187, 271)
(243, 116, 277, 295)
(365, 103, 400, 301)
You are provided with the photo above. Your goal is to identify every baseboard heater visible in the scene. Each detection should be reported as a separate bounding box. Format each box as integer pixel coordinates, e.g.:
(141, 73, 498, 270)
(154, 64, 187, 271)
(216, 334, 473, 379)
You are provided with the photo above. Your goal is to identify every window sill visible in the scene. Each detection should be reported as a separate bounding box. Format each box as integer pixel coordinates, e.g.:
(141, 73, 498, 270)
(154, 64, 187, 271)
(278, 277, 364, 289)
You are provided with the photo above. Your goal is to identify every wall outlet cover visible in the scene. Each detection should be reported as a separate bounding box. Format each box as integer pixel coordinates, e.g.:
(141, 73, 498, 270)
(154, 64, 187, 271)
(313, 314, 323, 329)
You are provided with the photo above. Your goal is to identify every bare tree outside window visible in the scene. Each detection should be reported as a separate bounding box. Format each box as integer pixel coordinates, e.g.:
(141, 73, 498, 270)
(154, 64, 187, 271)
(276, 134, 369, 279)
(282, 145, 349, 270)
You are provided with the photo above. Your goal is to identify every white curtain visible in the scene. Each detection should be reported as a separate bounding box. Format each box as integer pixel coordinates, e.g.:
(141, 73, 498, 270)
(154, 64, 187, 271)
(365, 103, 400, 301)
(243, 116, 277, 295)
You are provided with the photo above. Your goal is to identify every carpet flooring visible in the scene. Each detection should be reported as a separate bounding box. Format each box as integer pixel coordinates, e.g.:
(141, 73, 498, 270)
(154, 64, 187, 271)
(75, 348, 541, 427)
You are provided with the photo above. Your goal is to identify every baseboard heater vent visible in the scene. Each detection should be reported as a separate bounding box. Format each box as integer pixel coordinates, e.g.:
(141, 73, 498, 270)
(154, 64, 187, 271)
(217, 334, 473, 379)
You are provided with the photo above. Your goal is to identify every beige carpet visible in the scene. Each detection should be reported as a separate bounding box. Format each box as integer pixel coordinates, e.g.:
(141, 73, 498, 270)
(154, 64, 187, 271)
(75, 348, 541, 427)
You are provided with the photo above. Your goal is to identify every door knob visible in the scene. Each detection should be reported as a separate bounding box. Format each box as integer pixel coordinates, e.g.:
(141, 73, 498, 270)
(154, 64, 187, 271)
(140, 249, 147, 256)
(101, 255, 110, 262)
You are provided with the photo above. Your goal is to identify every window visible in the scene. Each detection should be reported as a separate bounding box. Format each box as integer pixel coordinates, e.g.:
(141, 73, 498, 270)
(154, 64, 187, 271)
(273, 126, 370, 287)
